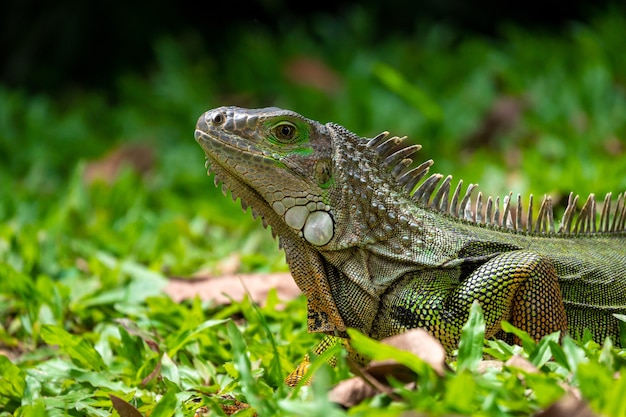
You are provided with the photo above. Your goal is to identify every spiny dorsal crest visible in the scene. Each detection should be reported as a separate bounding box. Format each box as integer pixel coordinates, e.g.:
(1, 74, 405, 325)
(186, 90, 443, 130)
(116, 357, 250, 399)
(366, 131, 626, 235)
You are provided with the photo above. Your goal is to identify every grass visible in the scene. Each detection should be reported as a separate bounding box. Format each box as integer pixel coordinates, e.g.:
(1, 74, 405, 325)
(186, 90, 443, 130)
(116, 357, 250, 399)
(1, 10, 626, 416)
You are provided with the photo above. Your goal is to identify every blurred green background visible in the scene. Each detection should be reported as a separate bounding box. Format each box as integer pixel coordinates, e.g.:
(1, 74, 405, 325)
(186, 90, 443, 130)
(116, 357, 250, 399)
(2, 2, 626, 414)
(1, 0, 626, 277)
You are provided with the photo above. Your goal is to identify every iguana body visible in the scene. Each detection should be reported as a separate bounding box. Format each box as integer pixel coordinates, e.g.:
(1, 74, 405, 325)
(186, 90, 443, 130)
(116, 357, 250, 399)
(194, 106, 626, 377)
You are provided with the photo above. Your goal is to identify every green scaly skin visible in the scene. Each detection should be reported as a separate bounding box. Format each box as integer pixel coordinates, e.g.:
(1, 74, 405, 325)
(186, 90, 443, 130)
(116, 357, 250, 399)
(194, 106, 626, 382)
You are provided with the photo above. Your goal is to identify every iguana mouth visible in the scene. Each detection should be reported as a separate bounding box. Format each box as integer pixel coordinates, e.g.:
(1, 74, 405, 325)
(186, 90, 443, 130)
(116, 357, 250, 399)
(194, 138, 274, 232)
(194, 122, 288, 237)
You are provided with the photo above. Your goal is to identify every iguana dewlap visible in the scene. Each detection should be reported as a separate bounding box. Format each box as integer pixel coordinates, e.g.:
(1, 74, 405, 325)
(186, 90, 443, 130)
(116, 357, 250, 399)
(194, 106, 626, 383)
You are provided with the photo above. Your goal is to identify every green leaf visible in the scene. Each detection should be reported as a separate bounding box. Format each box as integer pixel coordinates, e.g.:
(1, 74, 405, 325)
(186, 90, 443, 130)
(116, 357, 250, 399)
(160, 353, 181, 386)
(167, 319, 228, 357)
(246, 292, 285, 388)
(13, 399, 47, 417)
(548, 341, 570, 371)
(457, 301, 485, 372)
(615, 313, 626, 347)
(484, 339, 516, 360)
(601, 372, 626, 417)
(65, 370, 126, 392)
(501, 320, 536, 352)
(40, 325, 106, 371)
(561, 337, 587, 376)
(443, 370, 478, 413)
(577, 361, 614, 410)
(524, 373, 565, 406)
(150, 390, 178, 417)
(118, 326, 146, 366)
(484, 338, 517, 360)
(598, 337, 615, 370)
(0, 355, 25, 400)
(226, 320, 274, 414)
(226, 321, 253, 386)
(373, 62, 443, 122)
(528, 331, 560, 368)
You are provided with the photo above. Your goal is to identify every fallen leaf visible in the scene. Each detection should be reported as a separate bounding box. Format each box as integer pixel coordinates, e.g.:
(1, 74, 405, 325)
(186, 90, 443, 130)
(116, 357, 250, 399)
(110, 394, 143, 417)
(330, 329, 447, 408)
(535, 393, 598, 417)
(284, 57, 342, 94)
(363, 360, 419, 384)
(165, 273, 300, 305)
(604, 136, 624, 156)
(214, 253, 241, 276)
(476, 359, 504, 373)
(328, 377, 381, 408)
(84, 143, 154, 184)
(463, 95, 527, 151)
(505, 354, 539, 374)
(379, 329, 448, 377)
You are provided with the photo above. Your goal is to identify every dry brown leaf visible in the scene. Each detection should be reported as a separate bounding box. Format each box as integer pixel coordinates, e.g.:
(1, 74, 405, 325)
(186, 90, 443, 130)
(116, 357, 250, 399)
(604, 136, 624, 156)
(379, 329, 448, 377)
(109, 394, 143, 417)
(505, 354, 539, 374)
(328, 376, 381, 408)
(330, 329, 448, 408)
(214, 253, 242, 276)
(364, 360, 419, 384)
(535, 393, 598, 417)
(463, 95, 527, 151)
(476, 359, 504, 373)
(283, 57, 342, 94)
(84, 143, 154, 184)
(0, 344, 22, 362)
(165, 272, 300, 305)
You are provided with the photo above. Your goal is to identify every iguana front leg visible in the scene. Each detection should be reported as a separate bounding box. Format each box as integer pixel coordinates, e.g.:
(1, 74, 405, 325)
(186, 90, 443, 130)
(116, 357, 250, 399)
(377, 250, 567, 351)
(285, 335, 339, 386)
(288, 251, 567, 386)
(444, 250, 567, 343)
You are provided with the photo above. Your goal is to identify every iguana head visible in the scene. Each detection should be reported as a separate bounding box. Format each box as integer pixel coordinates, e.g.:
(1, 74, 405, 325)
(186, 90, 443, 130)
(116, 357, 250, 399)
(195, 106, 447, 256)
(196, 106, 374, 333)
(195, 106, 457, 334)
(195, 106, 340, 247)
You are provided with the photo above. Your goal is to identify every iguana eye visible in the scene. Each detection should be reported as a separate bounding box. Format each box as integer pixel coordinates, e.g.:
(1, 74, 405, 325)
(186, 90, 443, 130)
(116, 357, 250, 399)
(273, 122, 297, 142)
(211, 112, 224, 125)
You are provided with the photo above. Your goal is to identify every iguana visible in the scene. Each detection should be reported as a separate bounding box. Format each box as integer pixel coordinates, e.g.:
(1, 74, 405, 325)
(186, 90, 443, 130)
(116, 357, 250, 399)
(194, 106, 626, 384)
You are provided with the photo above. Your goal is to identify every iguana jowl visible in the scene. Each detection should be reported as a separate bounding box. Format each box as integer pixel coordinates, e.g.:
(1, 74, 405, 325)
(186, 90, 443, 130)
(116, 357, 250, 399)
(195, 106, 626, 381)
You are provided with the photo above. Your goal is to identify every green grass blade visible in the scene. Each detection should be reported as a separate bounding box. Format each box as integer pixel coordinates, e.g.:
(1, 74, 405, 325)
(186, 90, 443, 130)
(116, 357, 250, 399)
(457, 301, 485, 372)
